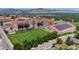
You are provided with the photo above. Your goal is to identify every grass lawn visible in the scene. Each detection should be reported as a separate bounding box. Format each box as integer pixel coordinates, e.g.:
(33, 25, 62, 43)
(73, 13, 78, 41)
(8, 29, 50, 45)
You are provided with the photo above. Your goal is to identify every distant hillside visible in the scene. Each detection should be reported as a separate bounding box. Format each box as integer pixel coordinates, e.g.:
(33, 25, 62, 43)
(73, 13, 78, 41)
(0, 8, 79, 15)
(26, 8, 79, 13)
(0, 8, 24, 15)
(26, 8, 53, 13)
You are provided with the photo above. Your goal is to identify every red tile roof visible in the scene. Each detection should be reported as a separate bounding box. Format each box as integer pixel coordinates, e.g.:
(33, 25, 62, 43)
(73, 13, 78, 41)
(0, 16, 6, 20)
(10, 17, 55, 25)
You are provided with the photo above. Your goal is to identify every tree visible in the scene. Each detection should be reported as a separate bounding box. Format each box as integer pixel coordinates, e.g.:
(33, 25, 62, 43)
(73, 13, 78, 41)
(24, 23, 29, 28)
(51, 32, 58, 39)
(37, 22, 41, 27)
(75, 32, 79, 39)
(11, 15, 16, 19)
(36, 37, 43, 44)
(66, 36, 71, 43)
(56, 38, 63, 44)
(18, 24, 24, 30)
(76, 24, 79, 31)
(31, 39, 38, 47)
(0, 21, 3, 26)
(14, 43, 22, 50)
(69, 40, 74, 45)
(37, 22, 44, 27)
(10, 27, 13, 30)
(59, 47, 63, 50)
(42, 36, 49, 42)
(66, 36, 74, 46)
(4, 30, 8, 34)
(23, 40, 32, 50)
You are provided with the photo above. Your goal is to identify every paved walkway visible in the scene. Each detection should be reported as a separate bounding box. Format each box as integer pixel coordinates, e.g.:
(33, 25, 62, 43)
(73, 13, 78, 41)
(0, 27, 13, 50)
(0, 38, 6, 50)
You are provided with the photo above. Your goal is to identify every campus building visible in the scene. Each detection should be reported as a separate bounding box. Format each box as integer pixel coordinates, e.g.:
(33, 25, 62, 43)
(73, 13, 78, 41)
(47, 23, 76, 34)
(2, 16, 55, 34)
(0, 15, 76, 35)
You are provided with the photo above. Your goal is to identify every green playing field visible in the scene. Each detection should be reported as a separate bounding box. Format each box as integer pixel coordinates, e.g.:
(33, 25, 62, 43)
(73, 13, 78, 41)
(8, 29, 50, 45)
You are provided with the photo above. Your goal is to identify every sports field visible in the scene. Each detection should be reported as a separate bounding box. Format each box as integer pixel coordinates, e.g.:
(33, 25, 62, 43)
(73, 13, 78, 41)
(8, 29, 50, 45)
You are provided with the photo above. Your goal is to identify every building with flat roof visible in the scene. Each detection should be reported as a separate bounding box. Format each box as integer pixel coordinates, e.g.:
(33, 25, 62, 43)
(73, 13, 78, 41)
(47, 23, 76, 34)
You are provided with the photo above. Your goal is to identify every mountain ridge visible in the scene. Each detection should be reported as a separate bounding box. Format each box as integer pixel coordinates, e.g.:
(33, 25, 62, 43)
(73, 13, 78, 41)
(0, 8, 79, 15)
